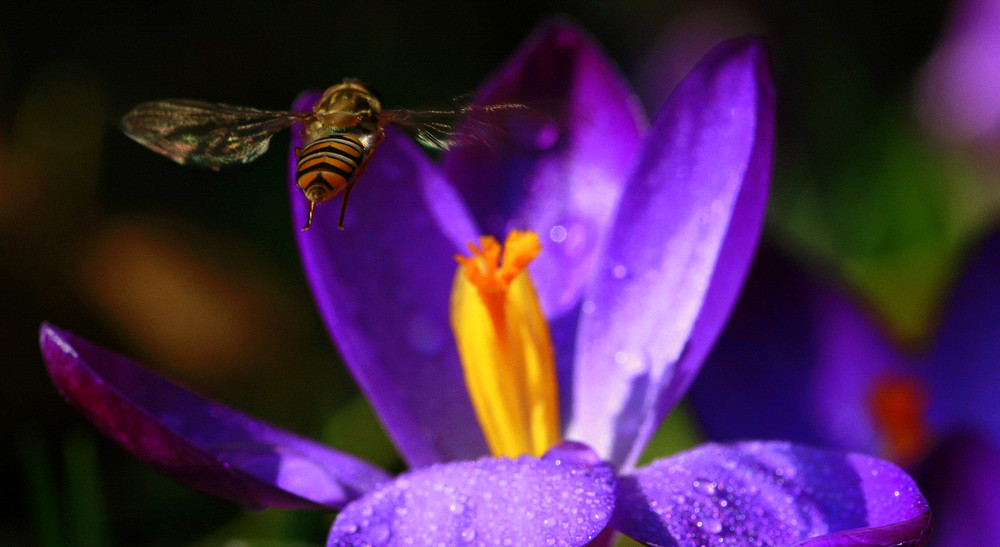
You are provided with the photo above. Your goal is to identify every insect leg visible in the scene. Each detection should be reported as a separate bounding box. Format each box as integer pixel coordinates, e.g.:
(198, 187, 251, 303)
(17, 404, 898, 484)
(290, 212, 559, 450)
(336, 139, 380, 230)
(337, 182, 356, 230)
(303, 201, 316, 231)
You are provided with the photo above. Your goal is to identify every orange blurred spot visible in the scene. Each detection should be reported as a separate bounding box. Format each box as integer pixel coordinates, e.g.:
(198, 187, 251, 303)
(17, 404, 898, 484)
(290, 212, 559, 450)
(869, 374, 932, 466)
(77, 216, 308, 381)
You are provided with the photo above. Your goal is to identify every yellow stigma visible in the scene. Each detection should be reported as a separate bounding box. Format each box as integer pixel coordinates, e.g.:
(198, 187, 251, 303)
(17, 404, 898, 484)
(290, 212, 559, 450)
(450, 230, 561, 457)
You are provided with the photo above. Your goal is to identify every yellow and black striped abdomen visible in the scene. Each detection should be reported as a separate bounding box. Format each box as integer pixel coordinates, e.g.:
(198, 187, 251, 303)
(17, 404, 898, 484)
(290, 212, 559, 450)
(295, 134, 369, 200)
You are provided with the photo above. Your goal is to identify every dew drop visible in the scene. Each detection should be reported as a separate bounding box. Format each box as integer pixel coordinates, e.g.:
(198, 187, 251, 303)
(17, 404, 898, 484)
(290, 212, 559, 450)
(693, 479, 717, 495)
(543, 441, 601, 467)
(613, 350, 646, 374)
(555, 218, 594, 259)
(699, 517, 723, 534)
(612, 264, 628, 279)
(549, 225, 567, 243)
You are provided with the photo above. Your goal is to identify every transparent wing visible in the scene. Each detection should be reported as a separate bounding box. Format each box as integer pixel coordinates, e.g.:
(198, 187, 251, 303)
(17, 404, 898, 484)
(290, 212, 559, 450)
(381, 102, 531, 151)
(120, 100, 309, 169)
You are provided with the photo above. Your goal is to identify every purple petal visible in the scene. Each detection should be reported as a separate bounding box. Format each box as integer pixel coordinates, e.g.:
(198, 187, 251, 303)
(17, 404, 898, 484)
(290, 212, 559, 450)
(914, 433, 1000, 547)
(327, 442, 616, 547)
(289, 91, 486, 467)
(613, 441, 930, 547)
(443, 18, 646, 318)
(567, 36, 775, 468)
(40, 323, 391, 510)
(792, 512, 931, 547)
(691, 250, 909, 455)
(926, 231, 1000, 448)
(916, 0, 1000, 143)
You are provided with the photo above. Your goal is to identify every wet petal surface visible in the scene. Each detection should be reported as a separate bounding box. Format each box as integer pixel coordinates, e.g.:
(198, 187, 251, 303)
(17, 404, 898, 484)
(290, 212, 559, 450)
(613, 441, 930, 547)
(327, 442, 615, 547)
(568, 36, 774, 468)
(40, 323, 391, 510)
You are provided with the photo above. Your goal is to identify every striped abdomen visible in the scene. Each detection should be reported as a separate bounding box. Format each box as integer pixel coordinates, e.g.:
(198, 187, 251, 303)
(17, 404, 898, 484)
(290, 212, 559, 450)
(295, 134, 370, 202)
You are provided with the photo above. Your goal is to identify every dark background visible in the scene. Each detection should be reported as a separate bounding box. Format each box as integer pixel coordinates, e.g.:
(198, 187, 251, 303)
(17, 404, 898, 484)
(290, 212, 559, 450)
(2, 1, 993, 545)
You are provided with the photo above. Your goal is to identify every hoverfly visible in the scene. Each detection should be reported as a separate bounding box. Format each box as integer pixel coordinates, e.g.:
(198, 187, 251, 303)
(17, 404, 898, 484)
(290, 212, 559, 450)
(120, 79, 525, 230)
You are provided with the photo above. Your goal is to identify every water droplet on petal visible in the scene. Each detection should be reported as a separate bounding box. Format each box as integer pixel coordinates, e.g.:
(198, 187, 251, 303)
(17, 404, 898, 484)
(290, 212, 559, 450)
(559, 219, 595, 259)
(693, 479, 717, 495)
(699, 517, 723, 534)
(614, 350, 646, 374)
(543, 441, 602, 467)
(549, 225, 567, 243)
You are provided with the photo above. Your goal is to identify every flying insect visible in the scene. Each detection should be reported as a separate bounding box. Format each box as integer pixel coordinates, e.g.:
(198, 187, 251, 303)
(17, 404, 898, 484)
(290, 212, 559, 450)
(120, 79, 523, 230)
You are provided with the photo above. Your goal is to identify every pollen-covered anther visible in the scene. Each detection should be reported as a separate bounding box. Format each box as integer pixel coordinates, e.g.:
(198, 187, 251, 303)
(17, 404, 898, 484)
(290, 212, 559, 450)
(455, 230, 542, 296)
(450, 230, 558, 458)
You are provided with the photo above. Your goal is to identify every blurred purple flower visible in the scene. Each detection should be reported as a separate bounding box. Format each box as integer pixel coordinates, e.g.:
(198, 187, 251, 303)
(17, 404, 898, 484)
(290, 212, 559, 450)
(693, 235, 1000, 546)
(40, 19, 930, 546)
(916, 0, 1000, 145)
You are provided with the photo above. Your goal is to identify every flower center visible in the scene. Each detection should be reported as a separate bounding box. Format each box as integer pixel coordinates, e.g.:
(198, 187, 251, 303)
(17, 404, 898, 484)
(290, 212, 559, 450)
(449, 230, 561, 457)
(868, 374, 932, 466)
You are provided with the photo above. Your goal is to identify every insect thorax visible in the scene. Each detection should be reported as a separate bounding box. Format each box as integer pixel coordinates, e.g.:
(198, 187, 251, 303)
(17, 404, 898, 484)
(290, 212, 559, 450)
(310, 80, 383, 138)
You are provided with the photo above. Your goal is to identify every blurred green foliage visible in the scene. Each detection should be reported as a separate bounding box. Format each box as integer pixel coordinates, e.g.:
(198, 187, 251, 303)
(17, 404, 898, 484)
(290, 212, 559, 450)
(3, 0, 997, 544)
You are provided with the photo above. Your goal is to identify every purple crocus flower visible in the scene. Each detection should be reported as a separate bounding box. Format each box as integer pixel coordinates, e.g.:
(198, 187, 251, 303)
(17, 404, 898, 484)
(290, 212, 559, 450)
(40, 20, 931, 546)
(693, 236, 1000, 547)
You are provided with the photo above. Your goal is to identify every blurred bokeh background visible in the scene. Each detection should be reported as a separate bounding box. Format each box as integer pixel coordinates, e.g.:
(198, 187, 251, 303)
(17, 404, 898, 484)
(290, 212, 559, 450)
(3, 1, 998, 545)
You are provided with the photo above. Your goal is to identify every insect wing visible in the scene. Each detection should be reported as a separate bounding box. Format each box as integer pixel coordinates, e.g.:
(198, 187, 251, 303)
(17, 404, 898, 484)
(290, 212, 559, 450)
(120, 100, 307, 169)
(381, 102, 530, 151)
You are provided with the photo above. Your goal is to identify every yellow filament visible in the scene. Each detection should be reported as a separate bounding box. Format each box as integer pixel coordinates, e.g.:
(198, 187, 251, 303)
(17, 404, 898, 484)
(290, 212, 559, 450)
(450, 230, 561, 457)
